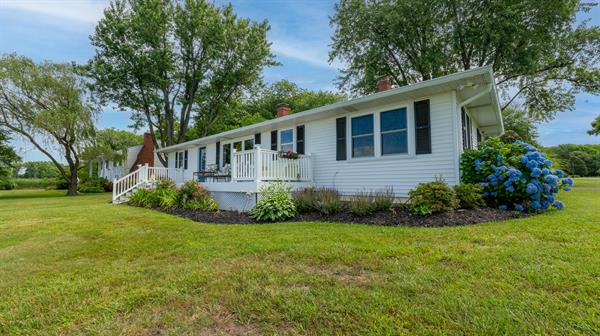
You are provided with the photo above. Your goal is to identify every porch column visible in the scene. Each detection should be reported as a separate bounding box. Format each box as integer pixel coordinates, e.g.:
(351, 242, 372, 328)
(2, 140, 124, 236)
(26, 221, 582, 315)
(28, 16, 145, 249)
(254, 145, 262, 182)
(231, 149, 237, 182)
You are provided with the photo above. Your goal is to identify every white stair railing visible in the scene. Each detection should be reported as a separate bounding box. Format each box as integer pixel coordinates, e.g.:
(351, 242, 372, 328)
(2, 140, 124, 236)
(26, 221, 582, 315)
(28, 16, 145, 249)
(112, 164, 146, 203)
(112, 164, 184, 203)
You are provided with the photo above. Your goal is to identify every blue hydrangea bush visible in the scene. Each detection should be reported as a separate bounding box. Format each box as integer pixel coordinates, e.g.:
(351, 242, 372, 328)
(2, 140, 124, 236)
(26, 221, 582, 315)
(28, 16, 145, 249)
(461, 139, 573, 211)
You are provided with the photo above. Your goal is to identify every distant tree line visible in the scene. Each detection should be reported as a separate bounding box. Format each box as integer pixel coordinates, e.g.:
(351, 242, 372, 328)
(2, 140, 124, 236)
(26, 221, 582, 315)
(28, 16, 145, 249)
(546, 144, 600, 177)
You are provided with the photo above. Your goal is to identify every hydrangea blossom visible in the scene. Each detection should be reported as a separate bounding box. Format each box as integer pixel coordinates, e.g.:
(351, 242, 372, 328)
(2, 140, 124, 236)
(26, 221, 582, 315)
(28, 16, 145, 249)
(460, 139, 572, 212)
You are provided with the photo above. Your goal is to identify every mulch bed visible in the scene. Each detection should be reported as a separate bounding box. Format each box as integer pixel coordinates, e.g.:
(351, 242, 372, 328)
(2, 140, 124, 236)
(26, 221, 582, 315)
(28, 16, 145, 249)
(158, 206, 528, 227)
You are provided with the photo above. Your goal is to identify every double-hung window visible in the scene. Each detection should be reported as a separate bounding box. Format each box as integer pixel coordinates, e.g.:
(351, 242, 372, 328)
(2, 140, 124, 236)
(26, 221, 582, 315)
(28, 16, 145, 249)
(175, 150, 187, 169)
(244, 139, 254, 151)
(380, 108, 408, 155)
(351, 114, 374, 158)
(280, 129, 294, 152)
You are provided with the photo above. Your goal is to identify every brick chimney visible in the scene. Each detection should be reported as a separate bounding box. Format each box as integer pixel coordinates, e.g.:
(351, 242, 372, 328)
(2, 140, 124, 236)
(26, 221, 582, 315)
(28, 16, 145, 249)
(276, 103, 290, 118)
(130, 132, 155, 172)
(377, 78, 392, 92)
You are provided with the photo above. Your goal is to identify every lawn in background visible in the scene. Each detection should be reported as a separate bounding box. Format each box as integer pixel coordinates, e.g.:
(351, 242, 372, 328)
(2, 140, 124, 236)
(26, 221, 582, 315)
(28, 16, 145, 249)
(0, 189, 598, 335)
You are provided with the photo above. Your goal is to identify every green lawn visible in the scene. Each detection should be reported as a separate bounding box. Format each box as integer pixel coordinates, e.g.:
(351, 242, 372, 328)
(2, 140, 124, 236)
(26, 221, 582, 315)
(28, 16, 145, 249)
(0, 189, 599, 335)
(573, 177, 600, 189)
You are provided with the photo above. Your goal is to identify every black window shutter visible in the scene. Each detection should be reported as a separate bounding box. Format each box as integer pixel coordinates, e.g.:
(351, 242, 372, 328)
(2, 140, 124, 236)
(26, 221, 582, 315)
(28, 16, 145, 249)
(296, 125, 305, 154)
(477, 128, 482, 144)
(215, 141, 220, 167)
(414, 99, 431, 154)
(254, 133, 261, 145)
(184, 150, 188, 169)
(336, 117, 347, 161)
(270, 130, 278, 151)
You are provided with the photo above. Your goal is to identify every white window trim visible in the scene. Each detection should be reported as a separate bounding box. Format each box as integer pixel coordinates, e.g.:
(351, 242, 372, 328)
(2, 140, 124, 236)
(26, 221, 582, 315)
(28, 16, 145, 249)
(349, 113, 375, 158)
(380, 107, 409, 156)
(279, 128, 295, 152)
(344, 104, 414, 162)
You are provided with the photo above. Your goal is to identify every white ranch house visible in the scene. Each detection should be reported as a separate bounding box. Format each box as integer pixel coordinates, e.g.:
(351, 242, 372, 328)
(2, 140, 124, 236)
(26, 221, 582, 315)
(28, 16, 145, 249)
(112, 66, 503, 211)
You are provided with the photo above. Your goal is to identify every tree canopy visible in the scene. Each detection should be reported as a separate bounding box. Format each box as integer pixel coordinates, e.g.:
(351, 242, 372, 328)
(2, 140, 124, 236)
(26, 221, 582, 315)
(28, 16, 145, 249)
(89, 0, 277, 165)
(330, 0, 600, 121)
(588, 115, 600, 136)
(0, 130, 20, 179)
(546, 144, 600, 176)
(0, 54, 98, 195)
(17, 161, 59, 179)
(194, 80, 346, 136)
(83, 128, 143, 162)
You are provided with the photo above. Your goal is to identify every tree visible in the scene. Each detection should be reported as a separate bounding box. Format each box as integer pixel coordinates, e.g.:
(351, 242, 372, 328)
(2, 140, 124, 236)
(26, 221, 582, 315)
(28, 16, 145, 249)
(547, 144, 600, 176)
(89, 0, 276, 165)
(83, 128, 143, 162)
(499, 108, 539, 145)
(0, 54, 98, 195)
(194, 80, 346, 136)
(330, 0, 600, 121)
(18, 161, 59, 179)
(588, 115, 600, 136)
(0, 130, 20, 179)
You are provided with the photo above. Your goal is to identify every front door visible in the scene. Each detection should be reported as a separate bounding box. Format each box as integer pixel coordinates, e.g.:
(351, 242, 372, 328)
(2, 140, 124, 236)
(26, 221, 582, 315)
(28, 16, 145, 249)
(197, 147, 206, 181)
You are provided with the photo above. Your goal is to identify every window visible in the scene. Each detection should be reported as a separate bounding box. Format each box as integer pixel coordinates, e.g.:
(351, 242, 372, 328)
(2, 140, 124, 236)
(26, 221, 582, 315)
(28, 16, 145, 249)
(175, 150, 187, 169)
(244, 138, 254, 151)
(351, 114, 374, 157)
(233, 141, 242, 152)
(414, 100, 431, 154)
(461, 108, 472, 150)
(280, 129, 294, 152)
(222, 143, 231, 166)
(380, 108, 407, 155)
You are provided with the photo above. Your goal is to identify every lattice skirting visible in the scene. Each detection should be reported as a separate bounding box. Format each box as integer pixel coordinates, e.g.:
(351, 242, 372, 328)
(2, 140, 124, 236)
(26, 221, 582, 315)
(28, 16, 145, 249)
(210, 191, 259, 212)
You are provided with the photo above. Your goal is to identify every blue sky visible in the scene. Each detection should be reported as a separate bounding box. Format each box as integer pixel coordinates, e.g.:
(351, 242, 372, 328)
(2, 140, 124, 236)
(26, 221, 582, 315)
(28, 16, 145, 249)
(1, 0, 598, 162)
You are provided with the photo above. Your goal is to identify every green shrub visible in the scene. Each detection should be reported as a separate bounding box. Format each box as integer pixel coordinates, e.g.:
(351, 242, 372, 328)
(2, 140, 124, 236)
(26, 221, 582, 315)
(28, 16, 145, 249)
(177, 181, 218, 211)
(349, 192, 376, 216)
(78, 177, 109, 193)
(54, 179, 69, 190)
(293, 187, 318, 213)
(408, 178, 459, 215)
(12, 178, 55, 189)
(78, 186, 105, 193)
(373, 186, 395, 211)
(453, 183, 485, 209)
(157, 188, 178, 209)
(249, 182, 296, 222)
(102, 180, 113, 192)
(155, 178, 176, 191)
(412, 204, 433, 216)
(0, 179, 16, 190)
(314, 188, 342, 215)
(128, 188, 154, 207)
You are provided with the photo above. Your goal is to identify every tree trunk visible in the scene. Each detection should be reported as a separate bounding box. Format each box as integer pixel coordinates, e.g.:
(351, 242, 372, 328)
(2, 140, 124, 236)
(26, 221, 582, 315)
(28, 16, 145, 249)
(66, 168, 78, 196)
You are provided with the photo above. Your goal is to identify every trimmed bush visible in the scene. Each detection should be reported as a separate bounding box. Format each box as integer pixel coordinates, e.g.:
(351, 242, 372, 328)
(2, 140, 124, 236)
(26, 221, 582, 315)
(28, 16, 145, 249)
(408, 179, 459, 215)
(249, 182, 296, 222)
(314, 188, 342, 215)
(78, 186, 105, 193)
(461, 139, 572, 211)
(177, 181, 218, 211)
(0, 179, 16, 190)
(453, 183, 485, 209)
(78, 177, 109, 193)
(373, 186, 395, 211)
(349, 192, 376, 216)
(293, 187, 318, 213)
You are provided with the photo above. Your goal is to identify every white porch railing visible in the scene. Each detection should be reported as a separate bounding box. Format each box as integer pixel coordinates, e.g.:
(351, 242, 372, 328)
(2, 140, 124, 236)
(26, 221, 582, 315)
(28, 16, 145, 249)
(112, 164, 183, 203)
(231, 146, 312, 182)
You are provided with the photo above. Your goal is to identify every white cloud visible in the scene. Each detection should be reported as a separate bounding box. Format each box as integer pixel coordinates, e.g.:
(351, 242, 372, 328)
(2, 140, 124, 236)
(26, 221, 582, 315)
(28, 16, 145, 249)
(271, 38, 343, 70)
(0, 0, 108, 25)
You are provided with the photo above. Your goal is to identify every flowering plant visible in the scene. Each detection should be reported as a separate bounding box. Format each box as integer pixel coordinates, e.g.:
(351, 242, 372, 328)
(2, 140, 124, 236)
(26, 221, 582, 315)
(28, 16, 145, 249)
(178, 180, 218, 211)
(461, 139, 572, 211)
(278, 149, 299, 160)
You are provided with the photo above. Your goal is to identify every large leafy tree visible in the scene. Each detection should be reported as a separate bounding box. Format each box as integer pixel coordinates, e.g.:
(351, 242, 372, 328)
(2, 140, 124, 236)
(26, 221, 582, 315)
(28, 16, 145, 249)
(588, 115, 600, 135)
(83, 128, 143, 162)
(330, 0, 600, 121)
(17, 161, 59, 179)
(195, 80, 346, 136)
(499, 108, 539, 145)
(0, 130, 20, 179)
(547, 144, 600, 176)
(0, 54, 98, 195)
(89, 0, 277, 165)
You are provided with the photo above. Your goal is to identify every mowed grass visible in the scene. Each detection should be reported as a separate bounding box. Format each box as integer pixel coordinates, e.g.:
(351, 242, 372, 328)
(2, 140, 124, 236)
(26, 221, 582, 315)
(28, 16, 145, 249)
(574, 177, 600, 189)
(0, 189, 599, 335)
